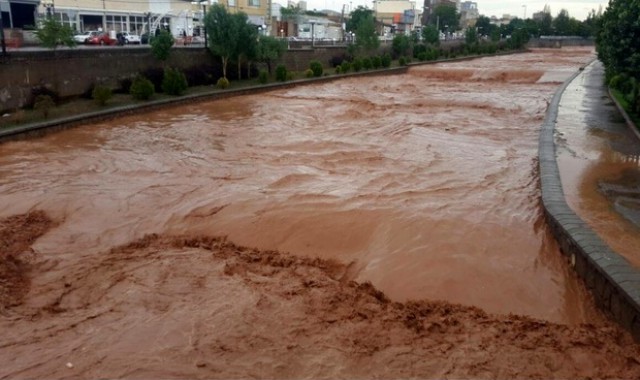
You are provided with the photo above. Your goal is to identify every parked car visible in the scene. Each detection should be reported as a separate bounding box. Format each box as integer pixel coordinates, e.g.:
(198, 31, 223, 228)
(86, 32, 115, 46)
(121, 32, 141, 44)
(73, 31, 99, 44)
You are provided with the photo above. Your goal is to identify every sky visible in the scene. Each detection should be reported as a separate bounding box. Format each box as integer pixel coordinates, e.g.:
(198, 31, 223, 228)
(276, 0, 610, 21)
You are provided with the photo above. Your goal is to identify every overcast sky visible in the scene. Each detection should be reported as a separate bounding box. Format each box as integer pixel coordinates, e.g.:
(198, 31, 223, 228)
(277, 0, 610, 21)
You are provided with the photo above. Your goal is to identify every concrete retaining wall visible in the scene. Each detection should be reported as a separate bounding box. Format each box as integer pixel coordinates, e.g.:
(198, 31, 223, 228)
(0, 46, 348, 113)
(539, 62, 640, 340)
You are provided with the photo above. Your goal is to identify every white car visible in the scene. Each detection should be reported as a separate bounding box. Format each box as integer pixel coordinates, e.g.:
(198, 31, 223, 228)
(121, 32, 141, 44)
(73, 31, 98, 44)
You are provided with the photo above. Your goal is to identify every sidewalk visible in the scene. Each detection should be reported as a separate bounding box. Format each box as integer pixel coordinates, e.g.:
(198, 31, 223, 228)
(540, 59, 640, 340)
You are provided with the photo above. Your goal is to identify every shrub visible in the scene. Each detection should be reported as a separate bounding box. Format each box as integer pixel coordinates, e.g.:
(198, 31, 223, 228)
(309, 60, 323, 77)
(119, 78, 133, 94)
(216, 77, 230, 89)
(352, 58, 363, 72)
(341, 61, 351, 73)
(329, 54, 346, 67)
(610, 74, 626, 91)
(398, 56, 407, 66)
(286, 71, 295, 81)
(362, 57, 372, 70)
(130, 75, 155, 100)
(275, 64, 287, 82)
(140, 67, 164, 92)
(31, 86, 59, 107)
(371, 56, 381, 69)
(258, 70, 269, 84)
(305, 68, 314, 78)
(381, 53, 392, 68)
(34, 95, 55, 118)
(92, 85, 112, 106)
(418, 52, 427, 61)
(335, 65, 342, 74)
(162, 67, 188, 96)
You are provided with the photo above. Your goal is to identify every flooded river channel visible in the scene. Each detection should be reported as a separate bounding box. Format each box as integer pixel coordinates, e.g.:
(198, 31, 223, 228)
(6, 48, 640, 379)
(1, 49, 597, 325)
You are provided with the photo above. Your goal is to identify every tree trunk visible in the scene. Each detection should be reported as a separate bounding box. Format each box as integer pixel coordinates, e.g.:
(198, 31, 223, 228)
(222, 56, 228, 79)
(237, 56, 242, 80)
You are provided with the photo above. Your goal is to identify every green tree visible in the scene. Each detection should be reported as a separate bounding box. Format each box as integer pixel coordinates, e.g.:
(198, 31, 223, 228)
(34, 17, 76, 49)
(255, 36, 286, 74)
(422, 24, 440, 46)
(150, 29, 174, 61)
(205, 4, 240, 79)
(475, 15, 494, 37)
(354, 13, 379, 53)
(465, 27, 478, 45)
(597, 0, 640, 80)
(346, 6, 375, 33)
(553, 9, 572, 36)
(392, 34, 412, 57)
(235, 13, 258, 80)
(432, 4, 459, 33)
(280, 6, 301, 22)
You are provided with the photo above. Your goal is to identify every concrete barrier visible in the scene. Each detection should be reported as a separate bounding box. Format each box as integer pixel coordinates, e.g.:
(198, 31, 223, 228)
(539, 61, 640, 340)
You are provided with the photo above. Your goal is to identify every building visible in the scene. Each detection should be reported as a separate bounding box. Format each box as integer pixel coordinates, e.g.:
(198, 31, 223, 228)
(459, 1, 477, 28)
(0, 0, 270, 40)
(374, 0, 421, 35)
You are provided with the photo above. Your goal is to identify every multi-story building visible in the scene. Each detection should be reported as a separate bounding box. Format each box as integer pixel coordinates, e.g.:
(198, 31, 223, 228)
(0, 0, 270, 38)
(459, 1, 477, 28)
(373, 0, 421, 35)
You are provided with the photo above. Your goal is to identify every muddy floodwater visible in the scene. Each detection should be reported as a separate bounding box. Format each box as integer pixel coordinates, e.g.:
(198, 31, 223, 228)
(1, 49, 597, 323)
(5, 48, 640, 379)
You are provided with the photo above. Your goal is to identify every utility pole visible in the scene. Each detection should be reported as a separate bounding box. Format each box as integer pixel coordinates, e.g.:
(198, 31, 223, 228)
(0, 5, 6, 57)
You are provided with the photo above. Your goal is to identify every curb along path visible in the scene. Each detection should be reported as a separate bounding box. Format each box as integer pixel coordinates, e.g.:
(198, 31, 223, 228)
(539, 60, 640, 340)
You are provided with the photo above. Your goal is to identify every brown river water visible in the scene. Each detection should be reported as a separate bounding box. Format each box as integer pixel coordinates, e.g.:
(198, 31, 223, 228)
(4, 48, 640, 379)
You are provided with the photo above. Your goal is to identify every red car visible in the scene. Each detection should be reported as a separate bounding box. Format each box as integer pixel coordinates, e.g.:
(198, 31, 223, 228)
(86, 32, 116, 46)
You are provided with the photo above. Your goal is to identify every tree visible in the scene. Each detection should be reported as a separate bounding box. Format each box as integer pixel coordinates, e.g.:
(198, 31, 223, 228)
(354, 13, 379, 53)
(431, 4, 459, 33)
(597, 0, 640, 80)
(205, 4, 241, 79)
(553, 9, 572, 36)
(392, 34, 412, 57)
(150, 29, 174, 62)
(465, 27, 477, 45)
(280, 6, 301, 22)
(255, 36, 286, 74)
(346, 6, 375, 33)
(34, 17, 76, 49)
(235, 13, 258, 79)
(475, 15, 493, 37)
(422, 24, 439, 46)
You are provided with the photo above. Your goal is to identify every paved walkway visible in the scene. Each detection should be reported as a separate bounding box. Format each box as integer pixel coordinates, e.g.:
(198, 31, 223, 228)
(540, 59, 640, 339)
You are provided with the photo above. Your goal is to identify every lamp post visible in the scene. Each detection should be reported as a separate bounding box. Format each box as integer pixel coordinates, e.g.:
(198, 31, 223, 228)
(310, 19, 315, 47)
(0, 7, 6, 57)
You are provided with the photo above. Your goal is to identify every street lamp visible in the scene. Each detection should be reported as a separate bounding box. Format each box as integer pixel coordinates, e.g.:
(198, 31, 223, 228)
(310, 19, 316, 47)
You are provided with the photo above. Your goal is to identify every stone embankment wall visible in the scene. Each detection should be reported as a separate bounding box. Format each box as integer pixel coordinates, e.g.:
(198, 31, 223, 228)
(528, 37, 595, 48)
(0, 46, 347, 113)
(540, 63, 640, 341)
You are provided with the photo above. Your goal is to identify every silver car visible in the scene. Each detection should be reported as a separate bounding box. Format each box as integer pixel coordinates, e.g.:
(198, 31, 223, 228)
(121, 32, 141, 44)
(73, 31, 98, 44)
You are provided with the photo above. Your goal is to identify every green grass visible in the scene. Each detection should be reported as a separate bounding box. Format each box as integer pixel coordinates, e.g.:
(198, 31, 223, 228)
(611, 88, 640, 129)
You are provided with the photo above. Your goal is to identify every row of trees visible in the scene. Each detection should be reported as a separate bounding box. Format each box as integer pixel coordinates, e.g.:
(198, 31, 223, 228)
(597, 0, 640, 114)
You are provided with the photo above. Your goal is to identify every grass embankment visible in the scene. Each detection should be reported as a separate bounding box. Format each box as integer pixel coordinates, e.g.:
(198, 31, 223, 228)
(610, 88, 640, 130)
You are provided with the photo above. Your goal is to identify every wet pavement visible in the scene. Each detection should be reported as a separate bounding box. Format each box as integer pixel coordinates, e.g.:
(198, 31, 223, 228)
(556, 60, 640, 268)
(0, 49, 599, 324)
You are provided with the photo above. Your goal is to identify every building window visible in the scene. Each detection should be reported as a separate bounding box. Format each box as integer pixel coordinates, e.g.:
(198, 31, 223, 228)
(228, 0, 236, 7)
(248, 0, 259, 6)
